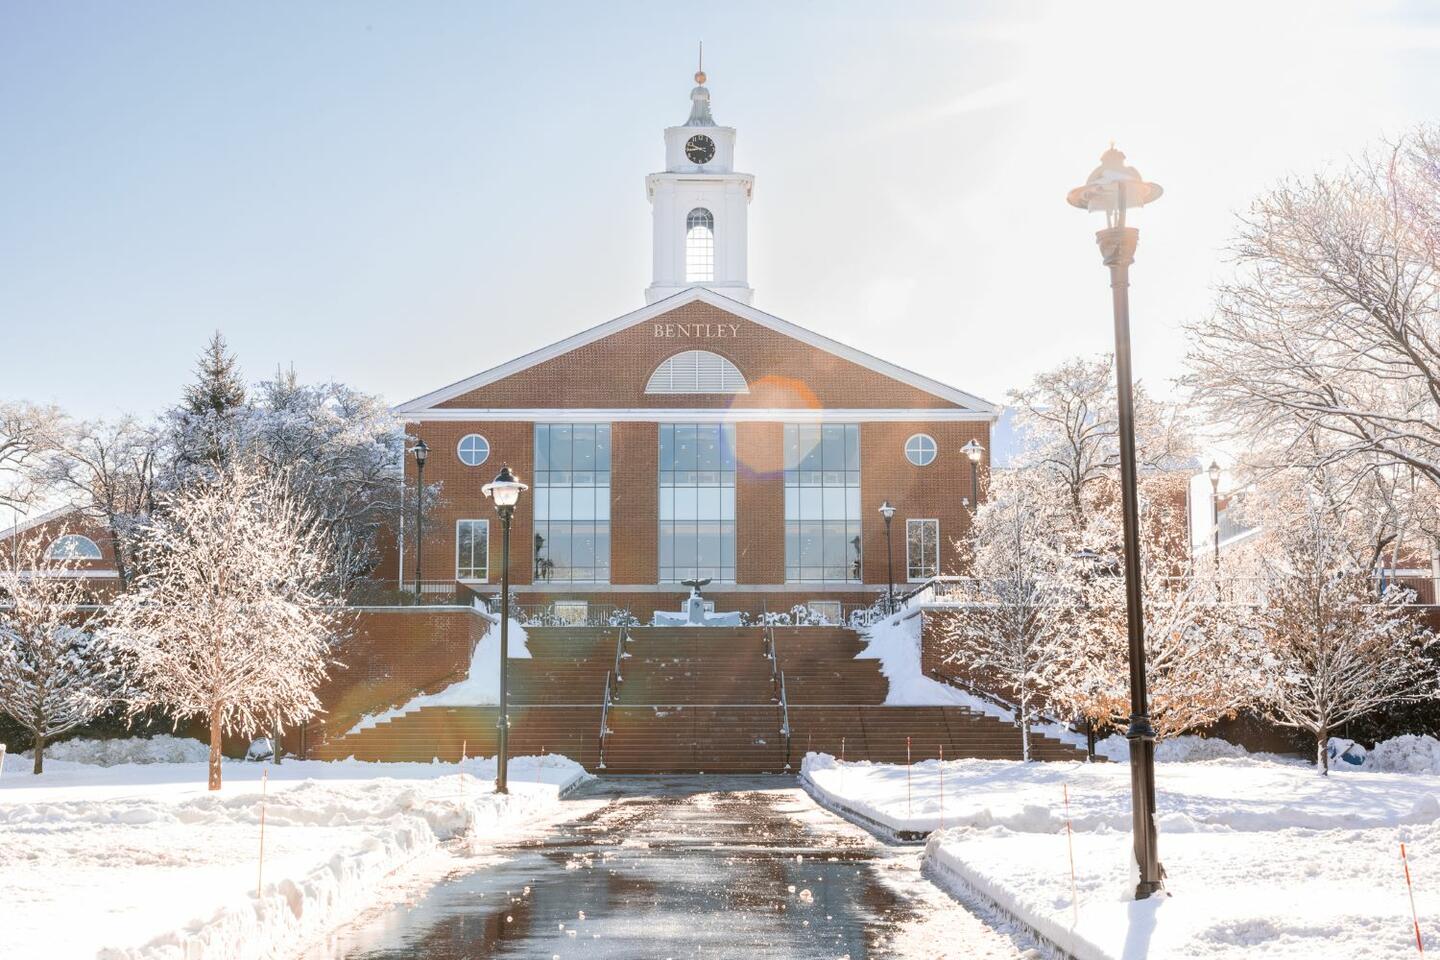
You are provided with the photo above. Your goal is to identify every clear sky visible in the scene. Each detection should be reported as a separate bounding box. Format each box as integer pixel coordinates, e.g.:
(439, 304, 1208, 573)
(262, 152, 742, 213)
(4, 1, 1440, 421)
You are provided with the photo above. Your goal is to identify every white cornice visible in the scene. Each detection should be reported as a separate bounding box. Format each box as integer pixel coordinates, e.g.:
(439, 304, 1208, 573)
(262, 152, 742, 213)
(393, 287, 997, 417)
(403, 407, 996, 424)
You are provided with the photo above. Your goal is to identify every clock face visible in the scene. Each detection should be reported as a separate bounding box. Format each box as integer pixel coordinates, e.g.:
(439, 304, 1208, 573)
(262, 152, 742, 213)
(685, 134, 716, 165)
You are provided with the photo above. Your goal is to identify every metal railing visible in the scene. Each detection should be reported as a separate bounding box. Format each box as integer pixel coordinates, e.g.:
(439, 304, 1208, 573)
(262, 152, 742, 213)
(344, 579, 484, 607)
(778, 669, 792, 771)
(612, 625, 627, 691)
(487, 601, 620, 627)
(763, 621, 780, 700)
(598, 670, 614, 770)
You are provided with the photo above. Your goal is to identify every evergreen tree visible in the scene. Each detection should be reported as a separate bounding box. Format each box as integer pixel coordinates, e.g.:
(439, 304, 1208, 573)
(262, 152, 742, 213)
(183, 332, 246, 416)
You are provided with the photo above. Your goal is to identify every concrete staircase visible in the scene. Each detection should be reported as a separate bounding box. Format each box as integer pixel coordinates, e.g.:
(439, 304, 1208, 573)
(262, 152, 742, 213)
(311, 624, 1086, 770)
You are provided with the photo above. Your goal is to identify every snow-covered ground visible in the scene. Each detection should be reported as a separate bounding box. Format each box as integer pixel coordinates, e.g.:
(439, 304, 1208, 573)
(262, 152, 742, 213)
(802, 748, 1440, 959)
(0, 740, 587, 960)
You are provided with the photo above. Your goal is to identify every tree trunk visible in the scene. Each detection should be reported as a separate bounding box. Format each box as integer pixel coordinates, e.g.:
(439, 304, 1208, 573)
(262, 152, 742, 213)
(208, 705, 224, 790)
(32, 732, 44, 775)
(1316, 727, 1329, 776)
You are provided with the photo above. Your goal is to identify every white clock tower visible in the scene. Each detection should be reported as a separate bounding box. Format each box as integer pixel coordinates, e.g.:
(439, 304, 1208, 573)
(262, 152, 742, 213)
(644, 67, 755, 305)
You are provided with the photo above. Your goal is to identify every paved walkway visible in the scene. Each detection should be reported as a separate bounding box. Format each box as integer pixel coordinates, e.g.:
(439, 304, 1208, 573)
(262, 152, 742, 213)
(313, 776, 1037, 959)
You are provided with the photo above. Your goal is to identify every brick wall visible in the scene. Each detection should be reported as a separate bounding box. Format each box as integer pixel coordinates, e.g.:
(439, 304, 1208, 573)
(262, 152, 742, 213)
(736, 421, 784, 584)
(860, 421, 987, 585)
(439, 300, 964, 411)
(611, 422, 658, 584)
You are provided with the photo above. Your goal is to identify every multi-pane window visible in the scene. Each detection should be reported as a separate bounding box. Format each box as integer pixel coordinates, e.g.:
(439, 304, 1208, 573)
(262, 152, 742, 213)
(907, 519, 939, 581)
(784, 424, 862, 582)
(685, 208, 715, 282)
(904, 433, 937, 466)
(659, 423, 736, 583)
(456, 519, 489, 580)
(533, 424, 611, 583)
(457, 434, 489, 467)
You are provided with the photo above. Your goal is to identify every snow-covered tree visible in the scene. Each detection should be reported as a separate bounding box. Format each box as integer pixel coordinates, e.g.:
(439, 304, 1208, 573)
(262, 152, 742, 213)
(1055, 477, 1265, 743)
(166, 366, 406, 591)
(1186, 127, 1440, 496)
(1009, 354, 1192, 530)
(105, 463, 339, 789)
(942, 469, 1075, 760)
(0, 401, 63, 514)
(173, 331, 247, 470)
(29, 416, 162, 590)
(0, 532, 119, 774)
(1240, 475, 1434, 773)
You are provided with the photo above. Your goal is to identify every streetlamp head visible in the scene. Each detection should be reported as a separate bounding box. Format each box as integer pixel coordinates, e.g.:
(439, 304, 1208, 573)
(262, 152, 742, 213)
(1067, 145, 1163, 226)
(961, 439, 985, 464)
(412, 439, 429, 468)
(878, 500, 896, 521)
(1208, 459, 1221, 489)
(483, 464, 528, 508)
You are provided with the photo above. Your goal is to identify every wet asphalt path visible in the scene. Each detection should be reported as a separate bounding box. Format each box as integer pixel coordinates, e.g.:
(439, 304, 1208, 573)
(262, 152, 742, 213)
(308, 776, 1037, 959)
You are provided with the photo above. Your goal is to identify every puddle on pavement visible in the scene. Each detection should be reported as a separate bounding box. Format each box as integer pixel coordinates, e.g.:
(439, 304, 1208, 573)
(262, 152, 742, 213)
(306, 776, 935, 959)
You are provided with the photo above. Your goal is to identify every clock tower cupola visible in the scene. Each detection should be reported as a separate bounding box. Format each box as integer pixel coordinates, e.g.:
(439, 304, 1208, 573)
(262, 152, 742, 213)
(644, 61, 755, 305)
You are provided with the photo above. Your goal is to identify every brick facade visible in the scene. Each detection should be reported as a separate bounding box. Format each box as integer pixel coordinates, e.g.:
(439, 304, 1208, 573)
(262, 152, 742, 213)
(397, 295, 994, 614)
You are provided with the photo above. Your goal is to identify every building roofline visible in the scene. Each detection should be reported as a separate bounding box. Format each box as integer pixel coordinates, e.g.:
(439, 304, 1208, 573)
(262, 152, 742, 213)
(0, 504, 83, 542)
(393, 287, 997, 417)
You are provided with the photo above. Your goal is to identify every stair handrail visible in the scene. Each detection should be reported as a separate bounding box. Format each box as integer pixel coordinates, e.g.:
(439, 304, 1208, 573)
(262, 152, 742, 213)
(778, 668, 792, 771)
(598, 670, 613, 770)
(764, 621, 780, 700)
(613, 625, 627, 688)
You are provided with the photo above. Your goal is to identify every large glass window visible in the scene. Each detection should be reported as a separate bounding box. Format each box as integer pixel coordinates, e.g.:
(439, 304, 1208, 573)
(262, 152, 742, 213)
(784, 424, 862, 582)
(659, 423, 736, 583)
(533, 424, 611, 583)
(907, 519, 939, 581)
(456, 519, 489, 580)
(685, 208, 714, 282)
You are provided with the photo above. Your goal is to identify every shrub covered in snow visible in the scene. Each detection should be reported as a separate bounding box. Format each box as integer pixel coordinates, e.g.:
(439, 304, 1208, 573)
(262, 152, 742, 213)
(24, 734, 210, 766)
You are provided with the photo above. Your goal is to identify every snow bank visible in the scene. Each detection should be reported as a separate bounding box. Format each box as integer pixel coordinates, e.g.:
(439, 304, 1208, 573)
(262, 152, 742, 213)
(1360, 734, 1440, 775)
(0, 752, 587, 960)
(1094, 733, 1252, 764)
(348, 617, 531, 733)
(856, 612, 1007, 714)
(24, 734, 211, 766)
(803, 749, 1440, 959)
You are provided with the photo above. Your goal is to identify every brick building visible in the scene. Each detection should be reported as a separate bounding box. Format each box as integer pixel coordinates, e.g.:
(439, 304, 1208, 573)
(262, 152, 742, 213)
(392, 72, 996, 623)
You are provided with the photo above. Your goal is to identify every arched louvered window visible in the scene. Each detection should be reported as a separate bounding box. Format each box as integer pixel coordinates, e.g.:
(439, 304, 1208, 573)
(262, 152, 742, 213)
(685, 208, 714, 283)
(645, 350, 749, 394)
(46, 534, 102, 560)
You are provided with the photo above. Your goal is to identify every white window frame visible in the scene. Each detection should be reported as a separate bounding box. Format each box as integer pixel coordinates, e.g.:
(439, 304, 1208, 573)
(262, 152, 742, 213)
(685, 207, 715, 283)
(45, 534, 102, 560)
(906, 518, 939, 582)
(456, 434, 490, 467)
(455, 518, 489, 582)
(904, 433, 937, 467)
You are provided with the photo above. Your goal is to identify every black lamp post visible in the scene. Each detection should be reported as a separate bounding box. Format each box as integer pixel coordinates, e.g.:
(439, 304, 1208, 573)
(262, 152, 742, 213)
(879, 500, 897, 613)
(961, 439, 985, 512)
(1208, 459, 1222, 571)
(482, 464, 527, 794)
(411, 440, 429, 599)
(1068, 144, 1165, 899)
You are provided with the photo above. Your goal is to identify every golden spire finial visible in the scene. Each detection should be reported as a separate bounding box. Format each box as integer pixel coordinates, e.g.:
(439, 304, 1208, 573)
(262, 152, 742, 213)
(695, 41, 706, 85)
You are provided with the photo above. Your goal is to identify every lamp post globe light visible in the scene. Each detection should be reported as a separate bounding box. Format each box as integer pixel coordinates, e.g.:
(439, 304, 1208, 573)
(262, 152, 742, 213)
(482, 464, 528, 794)
(1208, 459, 1222, 571)
(878, 500, 897, 614)
(961, 438, 985, 511)
(411, 440, 429, 600)
(1068, 144, 1166, 899)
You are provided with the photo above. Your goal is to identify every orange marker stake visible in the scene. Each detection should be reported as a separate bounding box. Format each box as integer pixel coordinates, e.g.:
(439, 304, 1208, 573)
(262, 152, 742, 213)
(1403, 842, 1424, 953)
(1064, 784, 1079, 928)
(938, 744, 945, 831)
(906, 736, 913, 819)
(257, 767, 269, 899)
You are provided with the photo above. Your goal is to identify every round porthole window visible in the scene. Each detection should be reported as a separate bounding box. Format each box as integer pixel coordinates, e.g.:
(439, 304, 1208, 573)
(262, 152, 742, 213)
(457, 434, 490, 467)
(905, 433, 937, 467)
